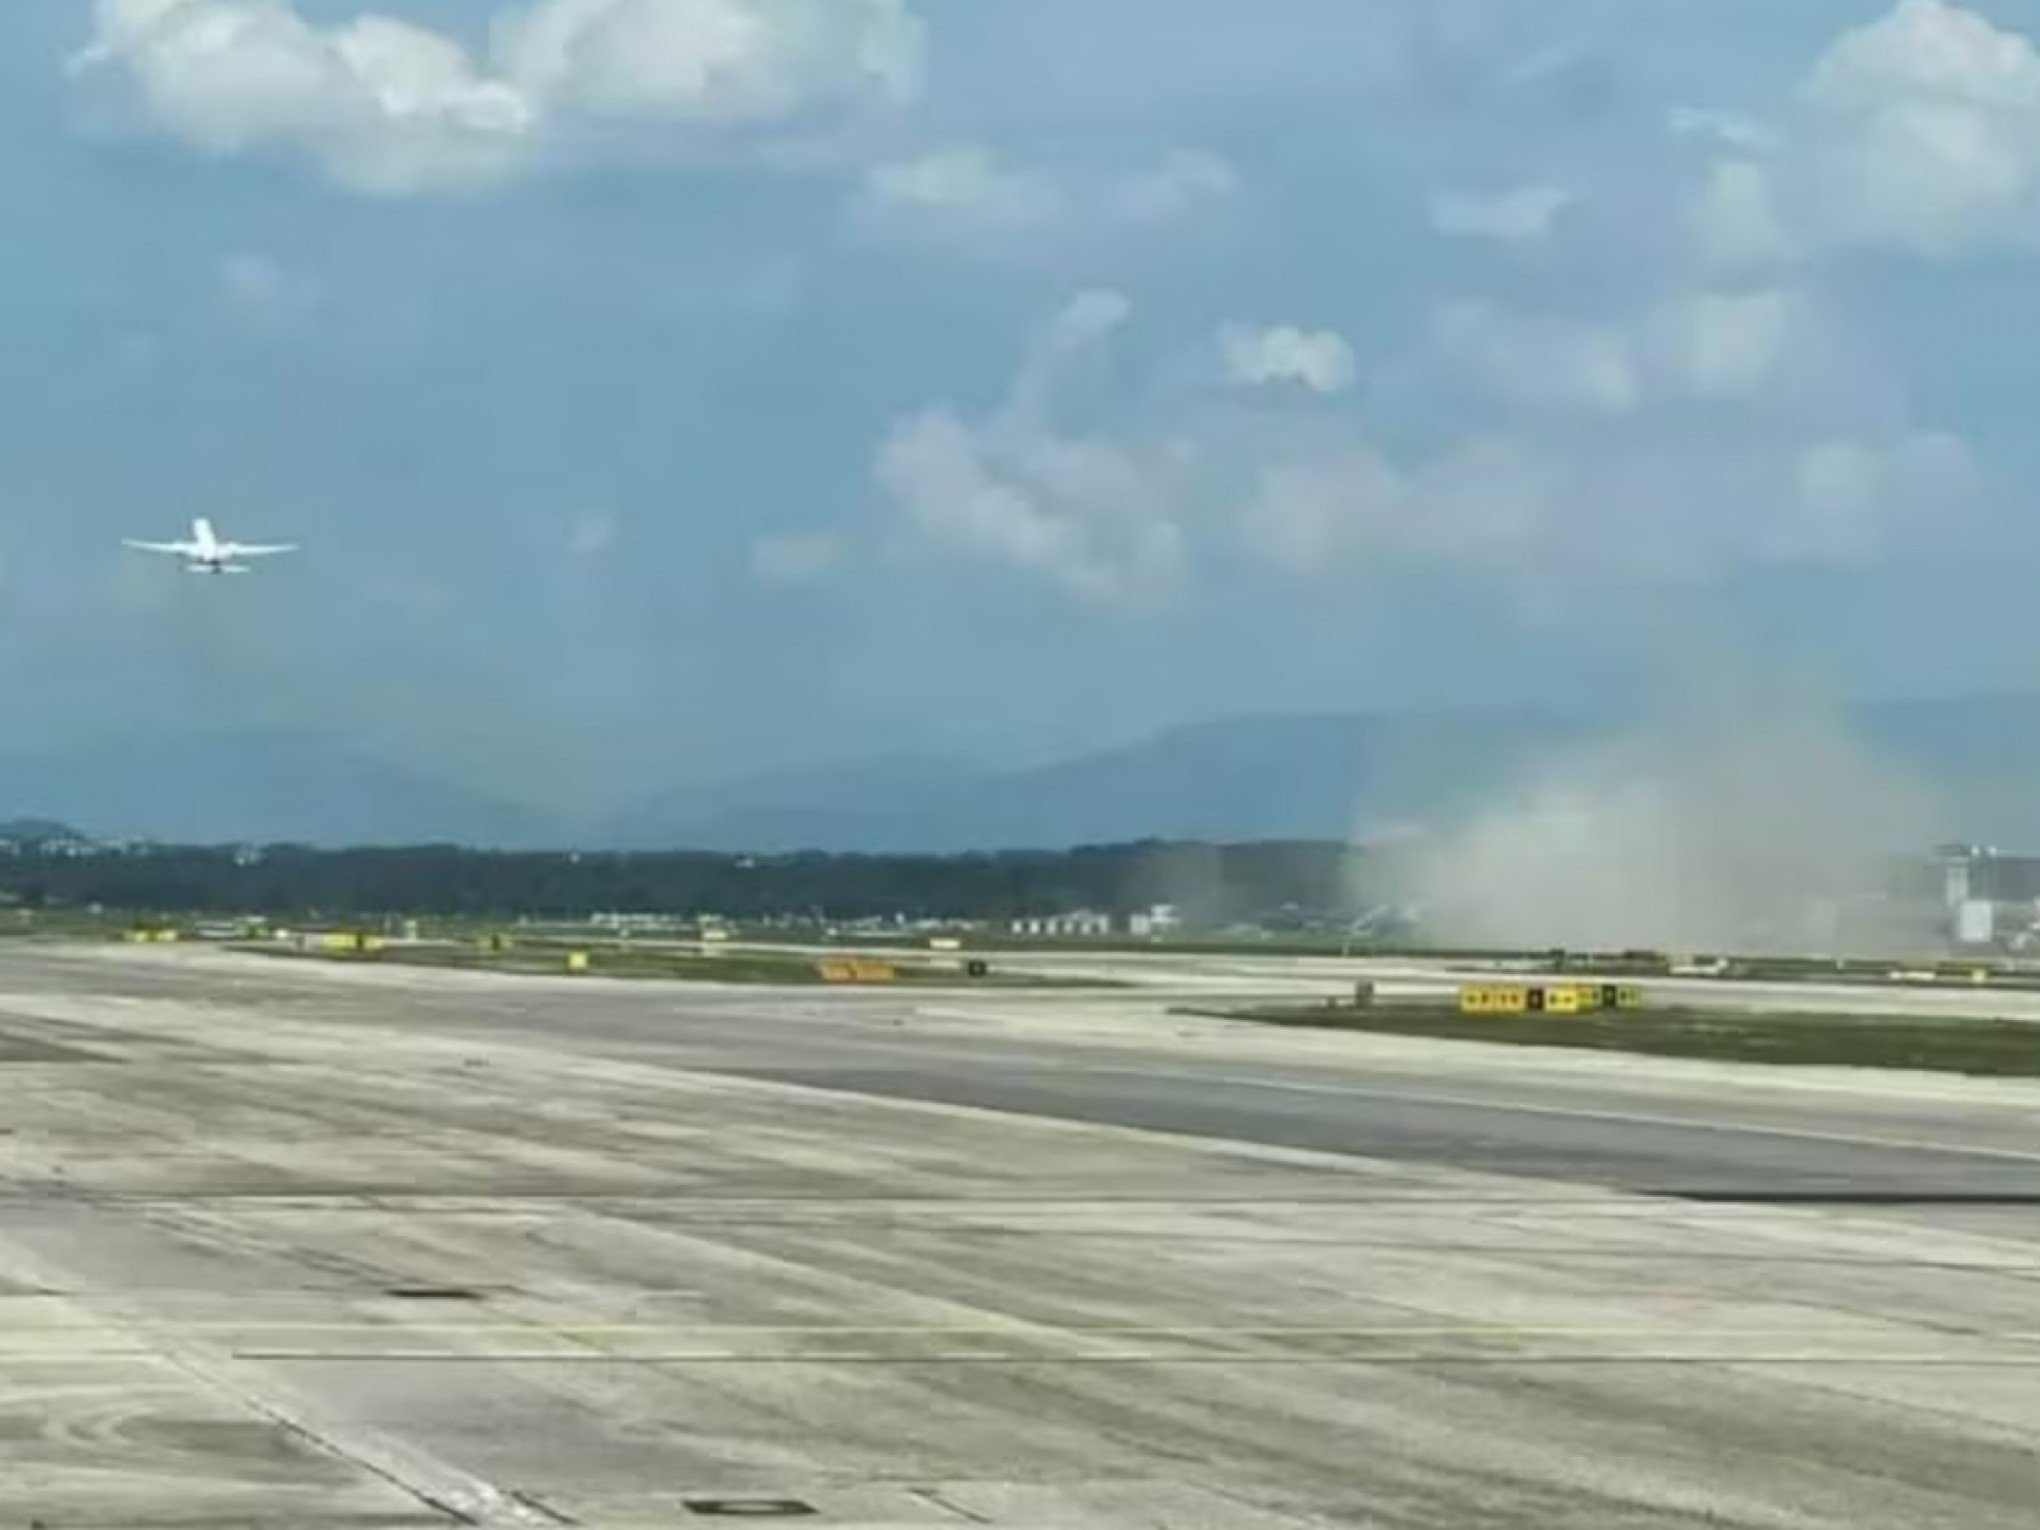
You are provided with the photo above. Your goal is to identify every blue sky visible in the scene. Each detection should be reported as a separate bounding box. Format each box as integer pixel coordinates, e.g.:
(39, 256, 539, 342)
(10, 0, 2040, 810)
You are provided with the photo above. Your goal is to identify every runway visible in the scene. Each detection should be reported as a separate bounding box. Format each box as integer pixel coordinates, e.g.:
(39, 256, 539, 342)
(0, 944, 2036, 1527)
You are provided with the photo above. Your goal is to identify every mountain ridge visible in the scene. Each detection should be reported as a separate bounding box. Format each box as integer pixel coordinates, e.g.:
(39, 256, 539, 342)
(12, 694, 2040, 851)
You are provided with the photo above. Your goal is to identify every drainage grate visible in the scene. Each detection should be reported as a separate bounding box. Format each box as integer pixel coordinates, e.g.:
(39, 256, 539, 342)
(683, 1500, 817, 1518)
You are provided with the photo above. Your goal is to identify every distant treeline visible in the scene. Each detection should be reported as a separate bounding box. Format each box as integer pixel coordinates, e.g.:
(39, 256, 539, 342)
(0, 839, 1389, 923)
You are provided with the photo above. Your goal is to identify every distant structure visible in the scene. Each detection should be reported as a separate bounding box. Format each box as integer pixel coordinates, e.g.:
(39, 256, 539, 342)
(1011, 909, 1113, 939)
(1010, 904, 1180, 940)
(1936, 844, 2040, 948)
(0, 820, 97, 858)
(1126, 903, 1182, 938)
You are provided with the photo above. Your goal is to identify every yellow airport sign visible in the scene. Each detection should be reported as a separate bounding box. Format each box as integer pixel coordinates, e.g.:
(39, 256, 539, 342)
(818, 958, 897, 984)
(1458, 984, 1529, 1014)
(1459, 981, 1643, 1016)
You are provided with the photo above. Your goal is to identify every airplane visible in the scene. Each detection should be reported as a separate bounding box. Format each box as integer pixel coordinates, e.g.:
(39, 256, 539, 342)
(123, 518, 297, 574)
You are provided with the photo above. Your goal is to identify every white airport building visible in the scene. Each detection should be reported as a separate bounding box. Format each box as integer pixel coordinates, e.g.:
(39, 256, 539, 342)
(1009, 904, 1180, 940)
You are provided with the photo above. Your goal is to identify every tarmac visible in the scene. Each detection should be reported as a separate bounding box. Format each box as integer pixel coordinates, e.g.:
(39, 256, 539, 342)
(0, 942, 2037, 1527)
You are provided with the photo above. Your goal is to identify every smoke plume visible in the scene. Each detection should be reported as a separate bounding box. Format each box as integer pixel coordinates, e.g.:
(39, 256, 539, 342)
(1403, 685, 1944, 954)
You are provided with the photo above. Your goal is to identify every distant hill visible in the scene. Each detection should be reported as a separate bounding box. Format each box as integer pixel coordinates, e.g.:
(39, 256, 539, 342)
(610, 695, 2040, 853)
(0, 818, 92, 849)
(603, 710, 1596, 852)
(616, 752, 985, 852)
(0, 730, 557, 849)
(15, 693, 2040, 852)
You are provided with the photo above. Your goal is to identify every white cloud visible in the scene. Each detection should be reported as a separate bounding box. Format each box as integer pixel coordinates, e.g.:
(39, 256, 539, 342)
(860, 146, 1065, 231)
(1654, 289, 1795, 399)
(1237, 419, 1979, 596)
(1793, 0, 2040, 255)
(875, 292, 1187, 608)
(1428, 300, 1639, 416)
(1112, 150, 1237, 224)
(1663, 5, 2040, 262)
(496, 0, 921, 124)
(1691, 159, 1796, 271)
(1233, 448, 1399, 579)
(750, 530, 843, 584)
(876, 263, 1986, 611)
(1772, 431, 1979, 563)
(1240, 278, 1981, 591)
(1797, 439, 1883, 519)
(72, 0, 924, 194)
(1669, 107, 1781, 155)
(1218, 324, 1355, 395)
(877, 412, 1186, 607)
(1008, 287, 1131, 421)
(855, 145, 1234, 256)
(1236, 437, 1553, 583)
(1416, 288, 1824, 420)
(1430, 184, 1574, 244)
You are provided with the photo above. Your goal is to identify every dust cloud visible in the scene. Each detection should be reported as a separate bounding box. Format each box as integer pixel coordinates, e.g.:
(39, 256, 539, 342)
(1400, 689, 1945, 955)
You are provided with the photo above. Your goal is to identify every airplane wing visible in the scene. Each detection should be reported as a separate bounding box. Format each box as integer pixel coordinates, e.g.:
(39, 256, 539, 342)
(123, 539, 194, 555)
(221, 542, 297, 557)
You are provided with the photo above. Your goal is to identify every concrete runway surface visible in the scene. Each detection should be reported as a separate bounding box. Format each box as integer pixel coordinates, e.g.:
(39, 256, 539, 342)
(0, 945, 2037, 1528)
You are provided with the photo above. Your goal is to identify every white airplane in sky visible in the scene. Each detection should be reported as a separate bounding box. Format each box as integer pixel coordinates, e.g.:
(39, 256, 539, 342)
(124, 517, 297, 574)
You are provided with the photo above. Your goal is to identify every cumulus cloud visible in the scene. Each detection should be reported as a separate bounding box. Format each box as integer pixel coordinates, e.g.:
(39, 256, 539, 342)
(751, 530, 843, 584)
(70, 0, 924, 193)
(1669, 107, 1781, 155)
(854, 145, 1234, 254)
(875, 292, 1188, 607)
(1795, 0, 2040, 255)
(1659, 5, 2040, 263)
(1232, 278, 1980, 594)
(1690, 157, 1796, 272)
(860, 146, 1063, 231)
(1686, 0, 2040, 258)
(1414, 288, 1845, 422)
(1234, 418, 1975, 600)
(1218, 324, 1356, 395)
(1235, 437, 1553, 584)
(1770, 430, 1980, 563)
(497, 0, 920, 123)
(871, 271, 1984, 612)
(1652, 289, 1795, 399)
(876, 412, 1187, 607)
(1430, 184, 1574, 243)
(1112, 150, 1238, 224)
(1428, 300, 1639, 416)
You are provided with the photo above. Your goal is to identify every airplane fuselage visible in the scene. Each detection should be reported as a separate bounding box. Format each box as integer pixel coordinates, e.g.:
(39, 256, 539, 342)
(184, 523, 242, 572)
(126, 516, 294, 573)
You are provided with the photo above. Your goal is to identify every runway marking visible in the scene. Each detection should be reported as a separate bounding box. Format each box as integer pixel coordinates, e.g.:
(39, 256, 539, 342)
(215, 1350, 2040, 1368)
(692, 1056, 2040, 1180)
(3, 1321, 2040, 1362)
(7, 1321, 2040, 1345)
(1051, 1064, 2040, 1169)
